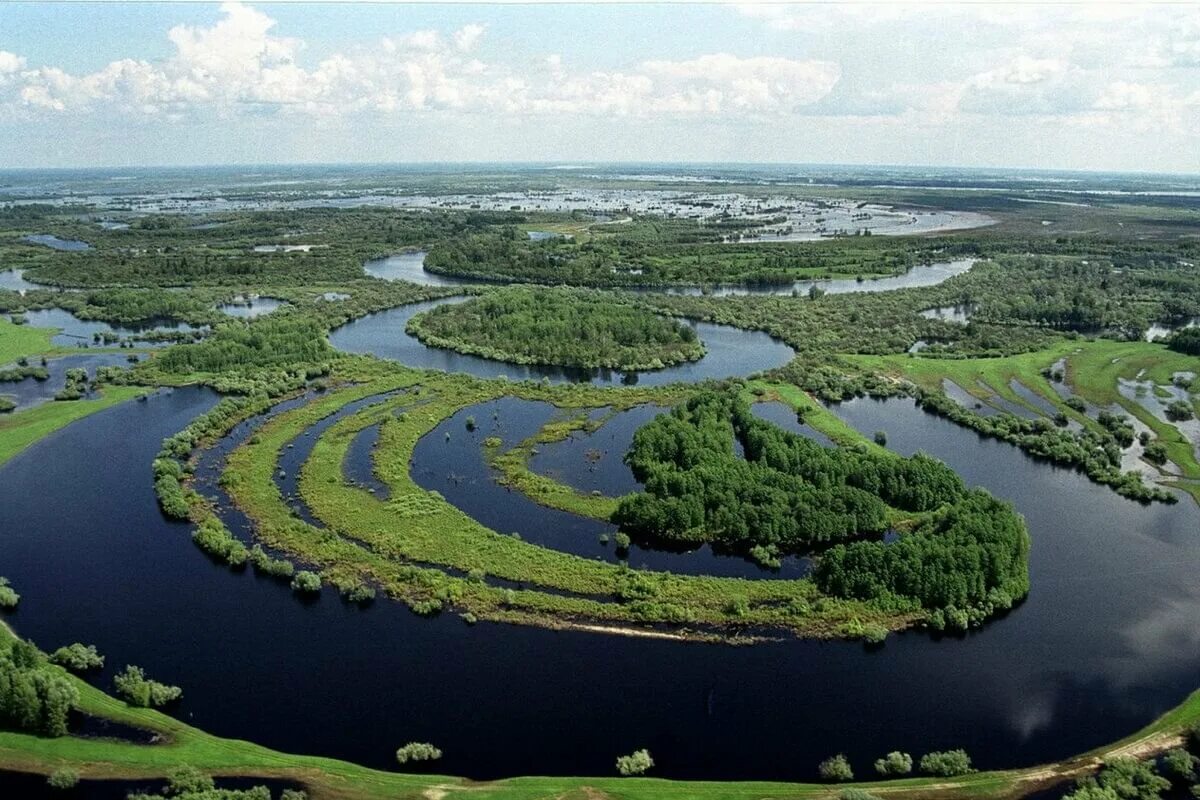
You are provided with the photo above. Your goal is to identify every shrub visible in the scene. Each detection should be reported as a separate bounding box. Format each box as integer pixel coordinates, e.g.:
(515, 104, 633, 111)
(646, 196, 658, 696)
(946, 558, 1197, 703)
(874, 751, 913, 776)
(616, 748, 654, 776)
(1162, 748, 1198, 782)
(0, 577, 20, 609)
(49, 643, 105, 673)
(46, 768, 80, 790)
(919, 749, 974, 777)
(112, 665, 182, 708)
(819, 754, 855, 782)
(395, 742, 442, 764)
(291, 571, 321, 594)
(874, 430, 888, 446)
(165, 765, 214, 794)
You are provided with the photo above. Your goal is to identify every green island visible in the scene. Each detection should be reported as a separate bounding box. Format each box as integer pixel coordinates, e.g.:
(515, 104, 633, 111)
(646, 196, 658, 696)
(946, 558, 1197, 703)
(405, 287, 707, 371)
(0, 164, 1198, 800)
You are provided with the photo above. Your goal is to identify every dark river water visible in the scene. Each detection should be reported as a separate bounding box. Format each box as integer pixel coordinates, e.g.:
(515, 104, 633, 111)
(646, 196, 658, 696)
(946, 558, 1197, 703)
(3, 286, 1200, 782)
(328, 298, 796, 386)
(19, 308, 201, 348)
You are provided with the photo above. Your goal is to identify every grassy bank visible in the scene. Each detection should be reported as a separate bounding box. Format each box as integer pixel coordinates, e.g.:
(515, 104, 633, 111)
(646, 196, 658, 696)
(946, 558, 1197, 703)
(0, 386, 147, 466)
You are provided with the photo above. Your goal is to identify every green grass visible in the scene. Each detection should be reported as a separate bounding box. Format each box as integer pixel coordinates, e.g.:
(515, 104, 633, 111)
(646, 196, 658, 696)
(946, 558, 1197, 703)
(844, 340, 1200, 494)
(0, 317, 59, 365)
(215, 371, 914, 639)
(0, 387, 147, 466)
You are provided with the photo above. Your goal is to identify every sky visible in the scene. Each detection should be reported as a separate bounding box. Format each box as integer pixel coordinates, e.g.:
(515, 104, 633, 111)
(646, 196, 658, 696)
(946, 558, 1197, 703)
(0, 1, 1198, 173)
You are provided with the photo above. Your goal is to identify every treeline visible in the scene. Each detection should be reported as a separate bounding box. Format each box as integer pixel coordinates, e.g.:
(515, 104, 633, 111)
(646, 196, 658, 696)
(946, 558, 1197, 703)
(423, 222, 986, 288)
(407, 288, 705, 370)
(0, 637, 79, 737)
(154, 314, 331, 375)
(1168, 328, 1200, 355)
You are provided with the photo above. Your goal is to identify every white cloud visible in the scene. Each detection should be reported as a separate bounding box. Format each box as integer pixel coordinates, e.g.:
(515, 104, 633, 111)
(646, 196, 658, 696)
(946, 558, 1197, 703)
(0, 51, 25, 75)
(0, 2, 839, 121)
(453, 24, 485, 53)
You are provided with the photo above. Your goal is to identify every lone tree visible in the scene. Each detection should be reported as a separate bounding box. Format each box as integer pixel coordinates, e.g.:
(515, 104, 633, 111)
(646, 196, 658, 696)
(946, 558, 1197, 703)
(396, 742, 442, 765)
(874, 751, 913, 776)
(819, 754, 855, 782)
(616, 749, 655, 776)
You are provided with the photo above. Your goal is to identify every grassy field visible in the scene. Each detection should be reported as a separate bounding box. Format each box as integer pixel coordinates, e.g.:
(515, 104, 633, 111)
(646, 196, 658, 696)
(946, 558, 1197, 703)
(0, 317, 59, 365)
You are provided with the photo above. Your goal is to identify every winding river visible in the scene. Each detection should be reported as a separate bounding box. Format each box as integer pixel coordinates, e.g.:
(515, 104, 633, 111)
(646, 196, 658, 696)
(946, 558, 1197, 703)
(3, 249, 1200, 783)
(329, 297, 797, 386)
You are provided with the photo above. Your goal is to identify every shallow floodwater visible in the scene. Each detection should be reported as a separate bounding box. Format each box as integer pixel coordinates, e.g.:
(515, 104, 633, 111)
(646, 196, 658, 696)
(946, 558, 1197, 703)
(329, 298, 796, 386)
(412, 397, 810, 578)
(0, 268, 46, 293)
(217, 296, 285, 318)
(0, 352, 131, 410)
(21, 307, 200, 347)
(3, 384, 1200, 780)
(528, 404, 667, 496)
(23, 233, 90, 251)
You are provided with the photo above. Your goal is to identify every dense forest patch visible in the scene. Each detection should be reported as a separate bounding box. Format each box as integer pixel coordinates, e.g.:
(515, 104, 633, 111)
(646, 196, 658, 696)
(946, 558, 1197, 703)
(406, 288, 706, 370)
(615, 390, 1030, 624)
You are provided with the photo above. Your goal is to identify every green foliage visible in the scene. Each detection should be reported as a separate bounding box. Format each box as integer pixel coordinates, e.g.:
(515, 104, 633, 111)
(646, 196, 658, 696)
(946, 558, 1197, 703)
(155, 314, 331, 375)
(112, 665, 182, 708)
(1168, 328, 1200, 356)
(1162, 748, 1198, 782)
(49, 643, 105, 673)
(395, 742, 442, 764)
(407, 287, 705, 371)
(0, 577, 19, 609)
(914, 387, 1173, 504)
(291, 571, 321, 594)
(46, 767, 80, 790)
(192, 517, 248, 568)
(819, 754, 855, 782)
(874, 751, 913, 776)
(1064, 757, 1170, 800)
(613, 389, 1022, 620)
(0, 638, 79, 737)
(919, 749, 975, 777)
(1166, 400, 1195, 422)
(615, 748, 655, 776)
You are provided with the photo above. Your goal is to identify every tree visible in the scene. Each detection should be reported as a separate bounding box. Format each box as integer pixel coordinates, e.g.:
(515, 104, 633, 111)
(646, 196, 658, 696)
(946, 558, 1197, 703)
(874, 751, 913, 776)
(291, 571, 321, 594)
(396, 742, 442, 764)
(0, 577, 20, 609)
(819, 754, 855, 782)
(616, 748, 654, 776)
(46, 768, 80, 790)
(112, 665, 182, 708)
(49, 643, 104, 673)
(919, 749, 974, 777)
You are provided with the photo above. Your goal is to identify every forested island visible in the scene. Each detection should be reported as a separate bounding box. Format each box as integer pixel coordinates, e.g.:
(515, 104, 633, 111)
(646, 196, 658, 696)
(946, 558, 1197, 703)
(406, 287, 706, 370)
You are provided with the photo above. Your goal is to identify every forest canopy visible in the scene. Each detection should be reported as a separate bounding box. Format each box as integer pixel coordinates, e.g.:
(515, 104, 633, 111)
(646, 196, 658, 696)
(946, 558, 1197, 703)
(406, 287, 706, 371)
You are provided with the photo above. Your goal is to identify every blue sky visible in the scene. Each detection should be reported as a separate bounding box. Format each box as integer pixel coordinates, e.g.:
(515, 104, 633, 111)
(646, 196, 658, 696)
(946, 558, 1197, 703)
(1, 2, 1198, 172)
